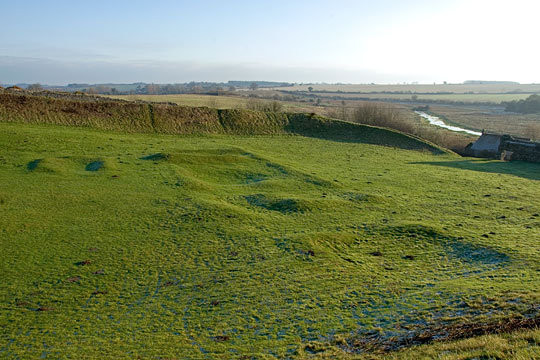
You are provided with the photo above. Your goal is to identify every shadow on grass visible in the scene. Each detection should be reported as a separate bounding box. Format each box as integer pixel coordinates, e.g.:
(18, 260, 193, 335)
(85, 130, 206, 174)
(285, 114, 445, 154)
(411, 159, 540, 181)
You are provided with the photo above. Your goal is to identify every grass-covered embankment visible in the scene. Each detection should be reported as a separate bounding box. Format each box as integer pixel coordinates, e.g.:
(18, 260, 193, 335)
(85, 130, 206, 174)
(0, 92, 443, 153)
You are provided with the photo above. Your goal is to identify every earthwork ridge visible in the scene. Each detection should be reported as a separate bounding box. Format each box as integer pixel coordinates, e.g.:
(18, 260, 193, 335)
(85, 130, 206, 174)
(0, 91, 446, 153)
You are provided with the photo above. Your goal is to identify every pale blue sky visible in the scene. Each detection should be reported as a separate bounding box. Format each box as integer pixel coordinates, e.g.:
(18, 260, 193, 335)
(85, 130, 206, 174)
(1, 0, 539, 84)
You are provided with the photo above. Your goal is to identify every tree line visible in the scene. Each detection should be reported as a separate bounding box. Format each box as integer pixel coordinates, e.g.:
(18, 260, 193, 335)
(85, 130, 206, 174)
(504, 94, 540, 114)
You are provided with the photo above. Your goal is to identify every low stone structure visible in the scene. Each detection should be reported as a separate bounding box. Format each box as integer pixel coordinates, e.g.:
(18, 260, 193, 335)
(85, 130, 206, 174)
(465, 131, 540, 162)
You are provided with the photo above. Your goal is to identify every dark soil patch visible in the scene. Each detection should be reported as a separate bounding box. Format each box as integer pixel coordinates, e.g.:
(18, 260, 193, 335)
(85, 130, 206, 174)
(93, 269, 104, 275)
(213, 335, 230, 342)
(403, 255, 415, 260)
(27, 159, 42, 171)
(67, 276, 81, 283)
(75, 260, 92, 266)
(344, 315, 540, 353)
(15, 300, 30, 307)
(37, 306, 53, 312)
(92, 290, 107, 296)
(85, 161, 104, 171)
(369, 251, 383, 257)
(297, 249, 315, 257)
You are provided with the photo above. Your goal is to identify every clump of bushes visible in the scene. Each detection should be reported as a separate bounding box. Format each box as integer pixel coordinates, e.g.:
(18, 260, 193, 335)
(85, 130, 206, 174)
(328, 102, 470, 152)
(351, 103, 415, 134)
(504, 94, 540, 114)
(246, 98, 283, 112)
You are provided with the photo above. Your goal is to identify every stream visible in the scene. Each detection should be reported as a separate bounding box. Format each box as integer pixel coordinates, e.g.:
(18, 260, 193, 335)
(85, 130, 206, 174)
(415, 111, 481, 136)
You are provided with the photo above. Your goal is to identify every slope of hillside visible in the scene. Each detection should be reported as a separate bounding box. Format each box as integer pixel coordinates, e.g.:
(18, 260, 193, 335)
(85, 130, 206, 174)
(0, 91, 445, 153)
(2, 121, 540, 359)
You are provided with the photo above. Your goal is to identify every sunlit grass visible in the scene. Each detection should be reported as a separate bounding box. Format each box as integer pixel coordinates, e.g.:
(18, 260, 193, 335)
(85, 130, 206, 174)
(2, 122, 540, 358)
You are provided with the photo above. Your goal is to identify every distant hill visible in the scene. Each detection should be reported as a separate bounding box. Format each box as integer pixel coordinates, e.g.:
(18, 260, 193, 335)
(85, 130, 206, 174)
(464, 80, 520, 85)
(226, 80, 293, 88)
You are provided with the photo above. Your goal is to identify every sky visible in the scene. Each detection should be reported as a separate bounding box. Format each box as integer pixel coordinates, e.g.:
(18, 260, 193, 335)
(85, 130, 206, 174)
(1, 0, 540, 85)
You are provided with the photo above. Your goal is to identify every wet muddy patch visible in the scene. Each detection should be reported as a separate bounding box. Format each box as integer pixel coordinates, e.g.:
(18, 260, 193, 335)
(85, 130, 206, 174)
(340, 313, 540, 354)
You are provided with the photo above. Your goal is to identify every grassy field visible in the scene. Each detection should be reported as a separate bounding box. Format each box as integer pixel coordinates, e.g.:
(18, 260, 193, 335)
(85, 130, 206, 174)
(106, 94, 314, 113)
(2, 119, 540, 358)
(107, 94, 251, 109)
(301, 92, 532, 104)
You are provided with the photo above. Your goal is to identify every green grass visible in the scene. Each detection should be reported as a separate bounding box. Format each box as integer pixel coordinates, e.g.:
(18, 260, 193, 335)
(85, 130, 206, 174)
(2, 121, 540, 359)
(105, 94, 316, 113)
(107, 94, 252, 109)
(0, 92, 442, 151)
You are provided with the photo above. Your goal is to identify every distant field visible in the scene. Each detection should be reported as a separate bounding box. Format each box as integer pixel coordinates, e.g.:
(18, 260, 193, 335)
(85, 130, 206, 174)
(305, 92, 532, 104)
(272, 83, 540, 94)
(425, 105, 540, 138)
